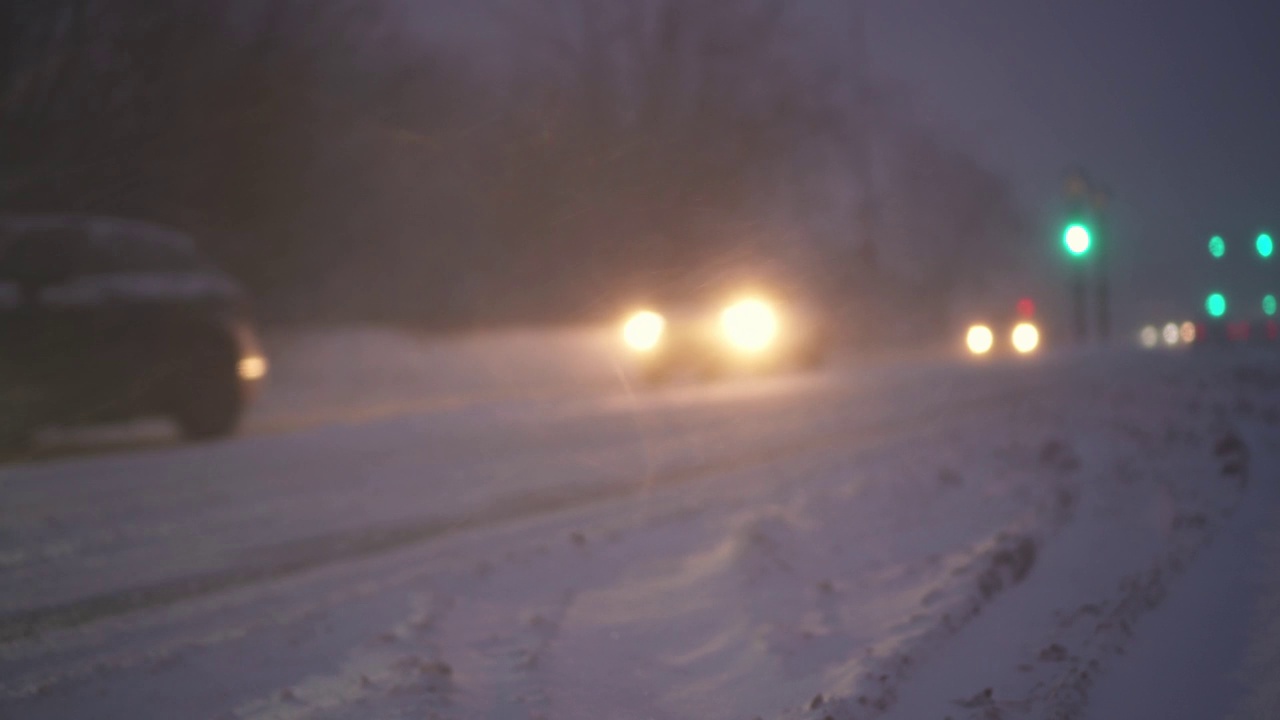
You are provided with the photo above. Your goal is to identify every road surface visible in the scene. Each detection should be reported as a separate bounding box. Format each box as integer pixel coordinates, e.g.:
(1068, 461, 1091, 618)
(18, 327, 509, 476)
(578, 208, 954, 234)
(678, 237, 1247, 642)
(0, 329, 1276, 719)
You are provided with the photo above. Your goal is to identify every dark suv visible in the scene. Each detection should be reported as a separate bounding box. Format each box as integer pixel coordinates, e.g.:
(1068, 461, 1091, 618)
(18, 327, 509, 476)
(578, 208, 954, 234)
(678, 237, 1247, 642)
(0, 216, 266, 447)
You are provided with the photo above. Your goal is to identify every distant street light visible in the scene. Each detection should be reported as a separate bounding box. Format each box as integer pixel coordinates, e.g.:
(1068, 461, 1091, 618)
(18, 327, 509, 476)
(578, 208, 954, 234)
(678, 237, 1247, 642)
(1209, 235, 1226, 259)
(1258, 233, 1274, 259)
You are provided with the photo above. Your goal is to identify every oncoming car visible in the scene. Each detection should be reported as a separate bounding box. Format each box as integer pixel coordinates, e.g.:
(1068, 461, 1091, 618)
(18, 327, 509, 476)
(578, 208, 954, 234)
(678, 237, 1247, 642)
(619, 290, 830, 384)
(0, 215, 267, 448)
(960, 298, 1045, 358)
(964, 320, 1041, 357)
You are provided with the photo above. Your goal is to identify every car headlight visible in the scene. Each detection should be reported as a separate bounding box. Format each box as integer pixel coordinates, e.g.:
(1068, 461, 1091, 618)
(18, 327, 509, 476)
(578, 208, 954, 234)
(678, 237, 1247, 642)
(966, 324, 995, 355)
(721, 298, 779, 352)
(1011, 322, 1040, 354)
(623, 310, 665, 351)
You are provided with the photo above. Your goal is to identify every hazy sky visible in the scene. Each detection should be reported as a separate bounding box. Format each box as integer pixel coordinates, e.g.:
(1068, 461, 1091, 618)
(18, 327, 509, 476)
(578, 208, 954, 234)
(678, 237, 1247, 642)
(414, 0, 1280, 329)
(858, 0, 1280, 326)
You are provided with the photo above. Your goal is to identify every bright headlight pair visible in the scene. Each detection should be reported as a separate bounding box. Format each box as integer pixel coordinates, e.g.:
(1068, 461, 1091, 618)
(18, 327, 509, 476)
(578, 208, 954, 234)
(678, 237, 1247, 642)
(621, 298, 780, 353)
(967, 322, 1040, 355)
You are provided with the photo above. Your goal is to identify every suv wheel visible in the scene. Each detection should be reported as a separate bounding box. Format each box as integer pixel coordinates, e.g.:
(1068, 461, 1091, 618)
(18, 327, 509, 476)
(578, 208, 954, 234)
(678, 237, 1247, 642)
(0, 387, 39, 454)
(0, 424, 34, 454)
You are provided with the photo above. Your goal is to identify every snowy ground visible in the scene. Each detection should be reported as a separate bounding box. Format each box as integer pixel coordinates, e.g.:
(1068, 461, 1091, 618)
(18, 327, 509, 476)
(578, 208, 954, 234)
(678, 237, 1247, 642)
(1, 327, 1278, 719)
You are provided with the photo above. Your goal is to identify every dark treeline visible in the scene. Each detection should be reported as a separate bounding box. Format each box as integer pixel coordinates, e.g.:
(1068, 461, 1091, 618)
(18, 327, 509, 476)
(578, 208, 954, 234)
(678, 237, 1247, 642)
(0, 0, 1028, 331)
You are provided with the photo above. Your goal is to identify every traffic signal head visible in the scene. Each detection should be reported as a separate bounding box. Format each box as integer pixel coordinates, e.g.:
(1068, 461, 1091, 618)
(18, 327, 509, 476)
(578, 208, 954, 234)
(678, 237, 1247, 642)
(1063, 223, 1091, 256)
(1209, 235, 1226, 259)
(1206, 292, 1227, 318)
(1258, 233, 1274, 258)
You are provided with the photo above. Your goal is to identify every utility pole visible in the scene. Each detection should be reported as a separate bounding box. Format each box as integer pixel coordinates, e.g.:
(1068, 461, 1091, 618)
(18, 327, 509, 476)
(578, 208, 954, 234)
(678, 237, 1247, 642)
(1071, 274, 1089, 343)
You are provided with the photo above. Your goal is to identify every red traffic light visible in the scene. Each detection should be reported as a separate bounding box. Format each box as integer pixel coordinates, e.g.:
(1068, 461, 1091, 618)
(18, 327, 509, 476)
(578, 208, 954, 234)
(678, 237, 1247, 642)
(1016, 298, 1036, 319)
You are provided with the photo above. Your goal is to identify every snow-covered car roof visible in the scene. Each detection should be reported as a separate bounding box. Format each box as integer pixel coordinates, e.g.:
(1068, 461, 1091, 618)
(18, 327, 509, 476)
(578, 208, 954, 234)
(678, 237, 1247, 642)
(0, 214, 196, 251)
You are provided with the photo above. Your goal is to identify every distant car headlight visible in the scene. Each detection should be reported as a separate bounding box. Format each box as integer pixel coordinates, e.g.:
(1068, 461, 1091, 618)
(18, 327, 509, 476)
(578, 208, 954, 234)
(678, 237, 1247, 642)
(623, 310, 665, 351)
(721, 298, 779, 352)
(1139, 325, 1159, 349)
(966, 324, 995, 355)
(1011, 322, 1040, 354)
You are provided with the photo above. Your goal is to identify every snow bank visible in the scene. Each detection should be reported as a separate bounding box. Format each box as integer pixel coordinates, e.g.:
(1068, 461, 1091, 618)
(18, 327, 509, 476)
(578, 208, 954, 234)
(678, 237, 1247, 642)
(883, 355, 1280, 720)
(1235, 514, 1280, 720)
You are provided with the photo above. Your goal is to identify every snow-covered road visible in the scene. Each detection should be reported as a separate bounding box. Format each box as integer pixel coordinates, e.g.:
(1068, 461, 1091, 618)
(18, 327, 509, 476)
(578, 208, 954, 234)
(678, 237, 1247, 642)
(1, 328, 1277, 719)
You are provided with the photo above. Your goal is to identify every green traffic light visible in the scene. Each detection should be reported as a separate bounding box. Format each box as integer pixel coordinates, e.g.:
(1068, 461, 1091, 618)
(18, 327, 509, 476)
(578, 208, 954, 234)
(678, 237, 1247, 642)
(1258, 233, 1274, 258)
(1209, 235, 1226, 258)
(1064, 223, 1091, 256)
(1265, 294, 1277, 316)
(1206, 292, 1227, 318)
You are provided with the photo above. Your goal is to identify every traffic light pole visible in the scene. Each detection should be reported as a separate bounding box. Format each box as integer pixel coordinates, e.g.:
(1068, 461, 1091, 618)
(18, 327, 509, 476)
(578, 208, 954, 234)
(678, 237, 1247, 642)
(1059, 171, 1114, 347)
(1092, 222, 1111, 344)
(1071, 274, 1089, 344)
(1061, 170, 1092, 346)
(1092, 188, 1112, 344)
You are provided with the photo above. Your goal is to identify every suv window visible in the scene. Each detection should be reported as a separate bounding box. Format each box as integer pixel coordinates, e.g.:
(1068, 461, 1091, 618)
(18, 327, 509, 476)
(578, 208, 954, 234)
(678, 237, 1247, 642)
(0, 227, 85, 285)
(86, 232, 208, 274)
